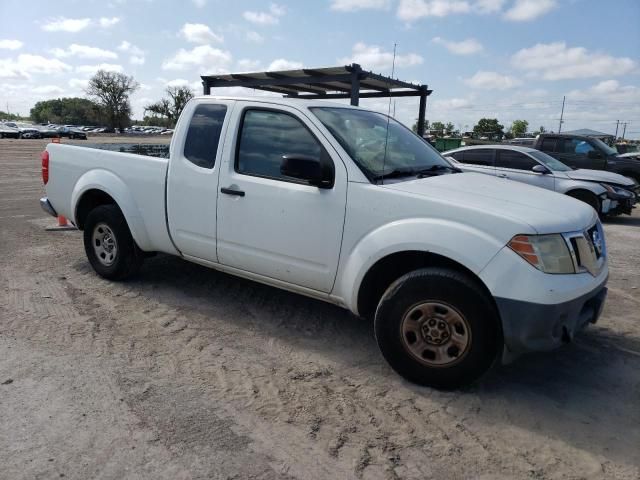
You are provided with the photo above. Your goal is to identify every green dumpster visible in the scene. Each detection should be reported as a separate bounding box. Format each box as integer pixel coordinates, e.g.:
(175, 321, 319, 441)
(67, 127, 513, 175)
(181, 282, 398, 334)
(434, 137, 462, 152)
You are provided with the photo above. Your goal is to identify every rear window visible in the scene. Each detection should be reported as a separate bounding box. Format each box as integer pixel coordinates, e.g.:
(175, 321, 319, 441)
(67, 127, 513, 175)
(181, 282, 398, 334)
(461, 149, 494, 166)
(184, 104, 227, 169)
(495, 150, 537, 170)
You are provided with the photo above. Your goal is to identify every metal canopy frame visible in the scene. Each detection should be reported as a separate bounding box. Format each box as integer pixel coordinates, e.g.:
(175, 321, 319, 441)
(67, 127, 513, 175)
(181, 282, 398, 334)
(201, 63, 432, 136)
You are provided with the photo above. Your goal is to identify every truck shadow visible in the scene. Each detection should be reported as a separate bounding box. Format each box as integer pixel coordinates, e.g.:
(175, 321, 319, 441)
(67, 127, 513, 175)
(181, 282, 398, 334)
(603, 215, 640, 227)
(113, 253, 640, 468)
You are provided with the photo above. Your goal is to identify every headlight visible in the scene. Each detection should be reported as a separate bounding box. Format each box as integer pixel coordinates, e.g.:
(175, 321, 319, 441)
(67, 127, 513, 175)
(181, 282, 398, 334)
(600, 183, 633, 199)
(508, 234, 575, 274)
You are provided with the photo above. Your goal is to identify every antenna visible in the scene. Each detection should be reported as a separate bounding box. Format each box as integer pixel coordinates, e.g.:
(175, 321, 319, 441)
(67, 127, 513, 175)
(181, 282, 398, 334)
(380, 43, 397, 185)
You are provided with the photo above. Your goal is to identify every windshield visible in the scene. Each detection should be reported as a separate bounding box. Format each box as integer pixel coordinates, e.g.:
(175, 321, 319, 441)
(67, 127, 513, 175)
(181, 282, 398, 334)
(591, 138, 618, 156)
(310, 107, 452, 181)
(529, 150, 573, 171)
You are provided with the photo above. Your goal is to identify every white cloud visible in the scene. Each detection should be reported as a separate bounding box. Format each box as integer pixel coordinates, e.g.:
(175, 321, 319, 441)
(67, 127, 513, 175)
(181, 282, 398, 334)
(246, 31, 264, 43)
(475, 0, 506, 13)
(180, 23, 223, 44)
(42, 17, 92, 33)
(68, 78, 89, 89)
(503, 0, 556, 21)
(162, 45, 232, 71)
(98, 17, 121, 28)
(340, 42, 423, 70)
(192, 0, 207, 7)
(243, 3, 286, 25)
(0, 39, 23, 50)
(166, 78, 191, 87)
(0, 55, 71, 79)
(238, 59, 261, 71)
(330, 0, 390, 11)
(42, 16, 121, 32)
(118, 41, 146, 65)
(397, 0, 471, 21)
(268, 59, 303, 71)
(432, 37, 483, 55)
(51, 44, 118, 60)
(75, 63, 124, 75)
(568, 80, 640, 102)
(33, 85, 65, 94)
(464, 71, 521, 89)
(511, 42, 637, 80)
(432, 97, 473, 110)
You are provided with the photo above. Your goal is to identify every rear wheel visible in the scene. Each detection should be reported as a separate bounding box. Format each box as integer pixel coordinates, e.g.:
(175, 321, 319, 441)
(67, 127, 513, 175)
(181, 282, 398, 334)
(374, 267, 501, 389)
(567, 190, 600, 214)
(83, 205, 143, 280)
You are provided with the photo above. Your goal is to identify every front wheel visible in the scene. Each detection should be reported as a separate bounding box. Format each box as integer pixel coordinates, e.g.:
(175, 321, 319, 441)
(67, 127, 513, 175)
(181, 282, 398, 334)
(83, 205, 143, 280)
(374, 267, 501, 389)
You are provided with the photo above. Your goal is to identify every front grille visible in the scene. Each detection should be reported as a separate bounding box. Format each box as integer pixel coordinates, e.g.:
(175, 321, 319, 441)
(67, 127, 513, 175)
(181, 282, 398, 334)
(563, 221, 606, 276)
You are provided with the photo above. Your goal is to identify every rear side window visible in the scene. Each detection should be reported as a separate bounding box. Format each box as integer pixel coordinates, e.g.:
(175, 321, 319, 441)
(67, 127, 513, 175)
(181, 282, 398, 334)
(184, 104, 227, 169)
(496, 150, 538, 170)
(449, 152, 465, 162)
(461, 149, 494, 166)
(540, 137, 556, 152)
(236, 109, 327, 183)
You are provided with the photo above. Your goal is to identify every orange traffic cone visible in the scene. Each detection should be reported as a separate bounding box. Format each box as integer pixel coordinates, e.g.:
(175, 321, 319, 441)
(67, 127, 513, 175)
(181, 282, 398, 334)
(46, 214, 76, 231)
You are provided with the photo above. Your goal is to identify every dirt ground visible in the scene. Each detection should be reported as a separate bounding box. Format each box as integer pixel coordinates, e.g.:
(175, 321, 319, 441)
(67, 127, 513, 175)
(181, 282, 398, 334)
(1, 137, 639, 480)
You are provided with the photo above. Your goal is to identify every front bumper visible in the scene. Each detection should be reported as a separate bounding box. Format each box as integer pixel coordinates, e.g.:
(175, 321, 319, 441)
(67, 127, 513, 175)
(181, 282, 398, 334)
(39, 197, 57, 217)
(497, 278, 608, 362)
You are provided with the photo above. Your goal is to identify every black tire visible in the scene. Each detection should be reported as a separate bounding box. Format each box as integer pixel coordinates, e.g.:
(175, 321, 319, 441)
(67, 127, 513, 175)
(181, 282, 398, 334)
(567, 190, 600, 213)
(374, 267, 501, 390)
(83, 204, 143, 280)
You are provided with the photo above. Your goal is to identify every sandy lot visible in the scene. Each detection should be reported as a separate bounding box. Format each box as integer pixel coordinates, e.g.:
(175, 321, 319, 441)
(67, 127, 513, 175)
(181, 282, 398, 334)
(1, 137, 639, 480)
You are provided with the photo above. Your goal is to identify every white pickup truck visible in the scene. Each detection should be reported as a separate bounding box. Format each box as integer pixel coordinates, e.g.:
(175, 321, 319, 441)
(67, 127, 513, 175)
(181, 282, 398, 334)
(40, 96, 608, 389)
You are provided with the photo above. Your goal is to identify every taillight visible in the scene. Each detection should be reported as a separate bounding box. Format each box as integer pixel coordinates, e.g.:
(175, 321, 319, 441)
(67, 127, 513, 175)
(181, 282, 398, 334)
(41, 150, 49, 185)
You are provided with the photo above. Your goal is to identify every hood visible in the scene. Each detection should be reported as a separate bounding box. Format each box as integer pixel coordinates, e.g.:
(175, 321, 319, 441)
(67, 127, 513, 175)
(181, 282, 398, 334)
(618, 152, 640, 160)
(565, 168, 636, 187)
(383, 172, 597, 235)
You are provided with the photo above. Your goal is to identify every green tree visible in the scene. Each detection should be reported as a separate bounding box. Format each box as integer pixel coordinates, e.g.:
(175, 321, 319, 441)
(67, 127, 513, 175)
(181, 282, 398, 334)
(412, 118, 430, 134)
(510, 119, 529, 138)
(431, 121, 445, 134)
(30, 98, 103, 125)
(145, 86, 194, 127)
(445, 122, 455, 134)
(473, 118, 504, 137)
(86, 70, 139, 130)
(0, 110, 28, 121)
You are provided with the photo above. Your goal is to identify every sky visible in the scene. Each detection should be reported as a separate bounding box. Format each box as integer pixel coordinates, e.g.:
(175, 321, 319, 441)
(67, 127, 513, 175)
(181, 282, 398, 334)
(1, 0, 639, 137)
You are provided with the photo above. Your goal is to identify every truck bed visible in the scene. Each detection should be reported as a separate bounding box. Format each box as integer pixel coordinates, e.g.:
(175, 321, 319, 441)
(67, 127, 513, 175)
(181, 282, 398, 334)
(45, 143, 177, 254)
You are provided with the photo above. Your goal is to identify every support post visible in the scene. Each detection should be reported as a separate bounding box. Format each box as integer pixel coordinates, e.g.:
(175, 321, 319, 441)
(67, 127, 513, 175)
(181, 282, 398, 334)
(417, 86, 428, 137)
(350, 64, 361, 106)
(202, 81, 211, 95)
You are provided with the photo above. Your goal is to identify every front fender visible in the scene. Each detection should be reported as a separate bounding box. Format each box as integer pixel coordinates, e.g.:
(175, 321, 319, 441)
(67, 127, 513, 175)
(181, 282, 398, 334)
(334, 218, 506, 315)
(71, 169, 153, 251)
(557, 179, 607, 196)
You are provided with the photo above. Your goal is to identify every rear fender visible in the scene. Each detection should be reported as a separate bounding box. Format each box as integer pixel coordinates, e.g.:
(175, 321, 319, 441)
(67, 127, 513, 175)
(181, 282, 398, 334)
(71, 169, 153, 250)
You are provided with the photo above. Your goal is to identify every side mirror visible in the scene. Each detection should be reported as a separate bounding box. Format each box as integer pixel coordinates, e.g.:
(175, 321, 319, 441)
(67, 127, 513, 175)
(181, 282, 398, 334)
(280, 154, 333, 188)
(532, 164, 550, 174)
(587, 150, 602, 159)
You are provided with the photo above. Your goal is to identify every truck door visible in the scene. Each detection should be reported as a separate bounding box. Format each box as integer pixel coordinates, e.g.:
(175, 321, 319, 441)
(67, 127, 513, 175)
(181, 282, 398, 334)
(166, 100, 232, 262)
(216, 104, 347, 293)
(557, 137, 606, 170)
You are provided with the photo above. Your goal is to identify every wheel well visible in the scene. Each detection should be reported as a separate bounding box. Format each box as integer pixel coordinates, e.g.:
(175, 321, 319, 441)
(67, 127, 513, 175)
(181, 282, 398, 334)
(356, 251, 494, 320)
(75, 189, 117, 230)
(566, 188, 600, 207)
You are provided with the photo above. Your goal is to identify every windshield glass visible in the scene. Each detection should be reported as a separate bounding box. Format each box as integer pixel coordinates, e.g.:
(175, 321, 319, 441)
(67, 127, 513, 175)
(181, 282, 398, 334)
(529, 150, 573, 171)
(310, 107, 452, 181)
(591, 138, 618, 156)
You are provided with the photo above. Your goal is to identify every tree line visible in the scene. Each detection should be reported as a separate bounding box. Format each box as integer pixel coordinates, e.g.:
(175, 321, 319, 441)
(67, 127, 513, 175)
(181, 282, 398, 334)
(29, 70, 194, 130)
(412, 118, 547, 139)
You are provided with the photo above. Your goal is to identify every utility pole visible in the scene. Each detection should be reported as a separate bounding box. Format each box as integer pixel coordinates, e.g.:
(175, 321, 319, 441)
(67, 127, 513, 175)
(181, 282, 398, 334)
(614, 120, 620, 139)
(621, 122, 628, 140)
(558, 96, 565, 133)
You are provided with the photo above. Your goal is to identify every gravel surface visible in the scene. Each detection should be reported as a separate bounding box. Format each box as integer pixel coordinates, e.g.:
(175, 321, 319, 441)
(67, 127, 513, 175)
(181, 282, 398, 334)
(1, 138, 639, 480)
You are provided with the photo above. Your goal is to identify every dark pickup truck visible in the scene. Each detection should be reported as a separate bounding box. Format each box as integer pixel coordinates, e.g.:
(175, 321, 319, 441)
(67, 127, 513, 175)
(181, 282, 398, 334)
(527, 133, 640, 185)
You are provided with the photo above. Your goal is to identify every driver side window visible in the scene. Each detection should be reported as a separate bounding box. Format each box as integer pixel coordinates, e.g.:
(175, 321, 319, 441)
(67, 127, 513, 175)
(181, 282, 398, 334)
(563, 138, 595, 155)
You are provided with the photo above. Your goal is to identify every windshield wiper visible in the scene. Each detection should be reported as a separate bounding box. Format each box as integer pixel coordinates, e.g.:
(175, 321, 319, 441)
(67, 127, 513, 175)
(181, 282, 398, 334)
(416, 165, 461, 177)
(371, 168, 417, 182)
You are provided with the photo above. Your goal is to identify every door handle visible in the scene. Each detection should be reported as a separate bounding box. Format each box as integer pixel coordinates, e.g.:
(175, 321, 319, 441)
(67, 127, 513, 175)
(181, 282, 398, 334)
(220, 187, 245, 197)
(497, 173, 508, 178)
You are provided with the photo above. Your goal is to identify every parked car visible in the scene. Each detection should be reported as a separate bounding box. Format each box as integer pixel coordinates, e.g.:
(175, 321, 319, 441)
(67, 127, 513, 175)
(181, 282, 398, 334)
(445, 145, 638, 216)
(4, 122, 42, 139)
(0, 123, 20, 138)
(530, 133, 640, 185)
(37, 125, 60, 138)
(40, 97, 609, 389)
(57, 126, 87, 140)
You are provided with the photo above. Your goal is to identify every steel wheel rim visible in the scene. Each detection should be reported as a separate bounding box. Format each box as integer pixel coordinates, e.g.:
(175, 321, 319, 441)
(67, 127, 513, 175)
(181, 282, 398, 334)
(92, 223, 118, 266)
(400, 301, 472, 367)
